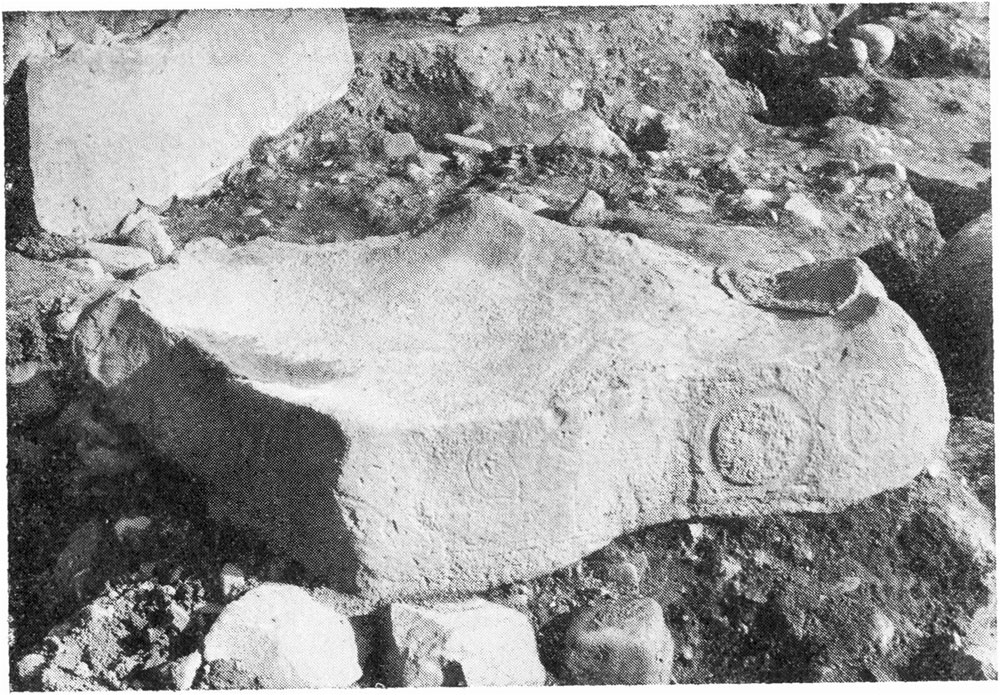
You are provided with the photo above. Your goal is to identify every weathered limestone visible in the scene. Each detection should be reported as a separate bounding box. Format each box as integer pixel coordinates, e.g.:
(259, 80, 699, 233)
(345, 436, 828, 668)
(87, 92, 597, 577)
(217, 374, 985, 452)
(203, 584, 361, 689)
(75, 194, 949, 598)
(383, 599, 545, 686)
(25, 9, 354, 239)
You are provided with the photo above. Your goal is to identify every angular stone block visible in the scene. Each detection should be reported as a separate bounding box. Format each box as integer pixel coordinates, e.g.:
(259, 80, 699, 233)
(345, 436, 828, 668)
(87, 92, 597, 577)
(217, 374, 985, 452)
(203, 583, 361, 688)
(25, 9, 354, 238)
(562, 597, 673, 685)
(74, 195, 949, 598)
(383, 599, 545, 687)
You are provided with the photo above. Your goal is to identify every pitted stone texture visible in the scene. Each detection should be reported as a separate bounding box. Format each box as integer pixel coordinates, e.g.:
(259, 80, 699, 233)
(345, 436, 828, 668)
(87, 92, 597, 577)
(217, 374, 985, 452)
(25, 9, 353, 238)
(563, 597, 673, 685)
(383, 599, 545, 687)
(75, 195, 949, 598)
(203, 584, 361, 689)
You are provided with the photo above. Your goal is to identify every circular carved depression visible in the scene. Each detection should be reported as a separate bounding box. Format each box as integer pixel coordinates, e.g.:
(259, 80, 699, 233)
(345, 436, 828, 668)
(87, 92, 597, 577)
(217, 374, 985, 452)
(711, 392, 812, 486)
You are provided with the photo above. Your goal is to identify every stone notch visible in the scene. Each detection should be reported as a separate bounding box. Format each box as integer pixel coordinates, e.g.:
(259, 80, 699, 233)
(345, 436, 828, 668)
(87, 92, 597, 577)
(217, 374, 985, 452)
(74, 194, 950, 599)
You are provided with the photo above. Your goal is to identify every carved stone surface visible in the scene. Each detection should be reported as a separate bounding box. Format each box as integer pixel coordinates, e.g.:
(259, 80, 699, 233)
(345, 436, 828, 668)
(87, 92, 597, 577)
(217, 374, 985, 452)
(24, 9, 354, 239)
(74, 195, 949, 598)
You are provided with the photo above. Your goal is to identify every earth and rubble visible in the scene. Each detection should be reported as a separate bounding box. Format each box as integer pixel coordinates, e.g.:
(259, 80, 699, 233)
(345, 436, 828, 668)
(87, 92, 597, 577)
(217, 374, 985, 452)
(4, 4, 995, 689)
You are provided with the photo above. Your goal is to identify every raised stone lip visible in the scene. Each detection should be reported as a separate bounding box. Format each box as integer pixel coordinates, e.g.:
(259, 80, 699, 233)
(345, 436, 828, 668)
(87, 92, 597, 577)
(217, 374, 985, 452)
(714, 257, 885, 316)
(75, 194, 950, 598)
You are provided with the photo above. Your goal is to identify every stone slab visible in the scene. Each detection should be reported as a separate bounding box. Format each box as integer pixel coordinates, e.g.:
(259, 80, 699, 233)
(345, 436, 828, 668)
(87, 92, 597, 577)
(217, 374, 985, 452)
(74, 194, 949, 598)
(25, 9, 354, 238)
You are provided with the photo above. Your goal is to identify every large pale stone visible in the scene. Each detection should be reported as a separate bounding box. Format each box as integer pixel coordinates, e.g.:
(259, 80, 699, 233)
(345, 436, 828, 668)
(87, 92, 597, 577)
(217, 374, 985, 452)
(383, 599, 545, 687)
(203, 583, 361, 689)
(25, 9, 354, 238)
(74, 195, 949, 598)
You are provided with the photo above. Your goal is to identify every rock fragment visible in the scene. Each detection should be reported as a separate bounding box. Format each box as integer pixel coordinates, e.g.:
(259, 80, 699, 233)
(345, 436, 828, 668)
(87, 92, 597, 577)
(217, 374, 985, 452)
(203, 583, 361, 689)
(850, 24, 895, 66)
(567, 189, 606, 226)
(84, 242, 155, 278)
(562, 597, 673, 684)
(444, 133, 494, 153)
(383, 132, 419, 160)
(417, 151, 450, 176)
(117, 207, 174, 262)
(783, 193, 824, 227)
(384, 598, 545, 687)
(551, 110, 631, 158)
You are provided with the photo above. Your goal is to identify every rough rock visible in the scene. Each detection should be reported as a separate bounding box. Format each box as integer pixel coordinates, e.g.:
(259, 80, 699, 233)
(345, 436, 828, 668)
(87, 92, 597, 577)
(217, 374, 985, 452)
(117, 207, 174, 263)
(84, 242, 155, 278)
(383, 598, 545, 686)
(383, 132, 419, 160)
(3, 11, 182, 83)
(75, 194, 949, 598)
(550, 110, 632, 158)
(202, 583, 361, 689)
(24, 9, 354, 239)
(567, 189, 607, 226)
(562, 597, 673, 684)
(417, 151, 450, 176)
(920, 212, 992, 419)
(849, 24, 895, 66)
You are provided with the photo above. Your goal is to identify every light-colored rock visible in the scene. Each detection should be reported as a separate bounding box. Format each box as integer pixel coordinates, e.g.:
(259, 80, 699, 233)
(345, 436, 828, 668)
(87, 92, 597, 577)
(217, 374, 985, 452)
(405, 163, 432, 186)
(384, 132, 418, 160)
(551, 111, 631, 158)
(203, 583, 361, 688)
(843, 37, 869, 71)
(563, 597, 673, 684)
(113, 515, 151, 542)
(7, 360, 41, 385)
(85, 242, 155, 278)
(220, 563, 247, 598)
(567, 189, 606, 226)
(738, 188, 775, 214)
(75, 194, 949, 598)
(26, 9, 354, 238)
(444, 133, 494, 153)
(417, 151, 450, 176)
(174, 652, 203, 690)
(560, 79, 587, 111)
(604, 561, 642, 587)
(384, 598, 545, 687)
(672, 196, 711, 215)
(63, 257, 107, 280)
(16, 653, 46, 686)
(511, 192, 551, 214)
(850, 24, 895, 66)
(783, 193, 824, 227)
(118, 207, 174, 262)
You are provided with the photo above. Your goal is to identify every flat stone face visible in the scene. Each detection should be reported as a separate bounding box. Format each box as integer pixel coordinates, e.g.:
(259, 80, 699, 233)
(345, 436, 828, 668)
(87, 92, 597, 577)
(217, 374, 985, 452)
(384, 599, 546, 687)
(26, 9, 353, 238)
(203, 583, 361, 689)
(75, 195, 949, 599)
